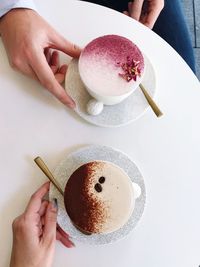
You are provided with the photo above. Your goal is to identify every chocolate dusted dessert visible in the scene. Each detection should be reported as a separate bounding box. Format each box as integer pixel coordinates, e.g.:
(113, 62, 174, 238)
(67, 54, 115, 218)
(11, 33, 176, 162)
(64, 161, 134, 235)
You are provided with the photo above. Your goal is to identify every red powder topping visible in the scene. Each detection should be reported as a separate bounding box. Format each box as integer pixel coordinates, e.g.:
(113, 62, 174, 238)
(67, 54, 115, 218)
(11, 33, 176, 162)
(81, 35, 145, 74)
(117, 56, 142, 82)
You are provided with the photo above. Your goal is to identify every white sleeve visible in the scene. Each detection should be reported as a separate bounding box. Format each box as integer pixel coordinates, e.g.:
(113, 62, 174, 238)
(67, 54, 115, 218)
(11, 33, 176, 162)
(0, 0, 37, 18)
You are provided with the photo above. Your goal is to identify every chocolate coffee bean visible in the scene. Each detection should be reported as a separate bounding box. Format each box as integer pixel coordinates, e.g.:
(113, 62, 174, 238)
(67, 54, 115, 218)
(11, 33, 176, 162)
(94, 183, 102, 192)
(99, 176, 105, 184)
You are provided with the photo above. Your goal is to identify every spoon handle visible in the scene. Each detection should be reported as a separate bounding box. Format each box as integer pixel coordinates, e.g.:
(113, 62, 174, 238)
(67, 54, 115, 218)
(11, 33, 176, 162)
(34, 156, 64, 196)
(140, 84, 163, 118)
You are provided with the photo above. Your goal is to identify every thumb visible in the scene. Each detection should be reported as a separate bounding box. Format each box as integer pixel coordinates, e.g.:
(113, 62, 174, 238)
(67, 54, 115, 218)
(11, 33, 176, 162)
(43, 199, 58, 244)
(52, 32, 82, 58)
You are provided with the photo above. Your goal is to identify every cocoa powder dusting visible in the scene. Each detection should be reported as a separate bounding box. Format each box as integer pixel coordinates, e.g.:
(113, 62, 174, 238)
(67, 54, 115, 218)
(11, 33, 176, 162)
(64, 162, 107, 233)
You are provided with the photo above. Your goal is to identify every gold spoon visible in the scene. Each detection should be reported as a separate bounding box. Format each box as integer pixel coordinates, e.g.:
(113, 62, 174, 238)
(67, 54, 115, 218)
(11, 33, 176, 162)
(34, 156, 64, 196)
(139, 84, 163, 118)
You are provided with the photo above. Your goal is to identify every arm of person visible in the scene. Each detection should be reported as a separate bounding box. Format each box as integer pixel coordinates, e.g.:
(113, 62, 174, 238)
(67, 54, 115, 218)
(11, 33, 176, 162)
(10, 182, 74, 267)
(123, 0, 164, 29)
(0, 1, 81, 108)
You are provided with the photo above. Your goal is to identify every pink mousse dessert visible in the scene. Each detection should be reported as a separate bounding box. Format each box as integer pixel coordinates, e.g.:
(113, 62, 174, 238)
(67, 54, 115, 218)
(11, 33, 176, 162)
(79, 35, 145, 105)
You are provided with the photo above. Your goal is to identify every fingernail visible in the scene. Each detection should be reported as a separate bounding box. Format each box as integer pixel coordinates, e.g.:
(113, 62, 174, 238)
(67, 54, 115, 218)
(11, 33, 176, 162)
(74, 44, 82, 51)
(68, 101, 76, 109)
(69, 240, 75, 247)
(52, 198, 58, 209)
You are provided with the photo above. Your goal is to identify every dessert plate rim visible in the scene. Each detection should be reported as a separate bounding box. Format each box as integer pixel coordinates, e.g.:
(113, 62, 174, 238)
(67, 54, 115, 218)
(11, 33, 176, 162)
(49, 144, 146, 245)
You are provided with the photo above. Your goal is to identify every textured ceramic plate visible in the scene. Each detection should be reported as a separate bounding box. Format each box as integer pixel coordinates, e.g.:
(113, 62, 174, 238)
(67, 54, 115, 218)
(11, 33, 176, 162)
(65, 55, 156, 127)
(49, 145, 146, 245)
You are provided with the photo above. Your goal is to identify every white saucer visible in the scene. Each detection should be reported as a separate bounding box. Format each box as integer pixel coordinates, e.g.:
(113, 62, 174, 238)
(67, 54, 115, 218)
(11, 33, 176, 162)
(65, 55, 156, 127)
(49, 145, 146, 245)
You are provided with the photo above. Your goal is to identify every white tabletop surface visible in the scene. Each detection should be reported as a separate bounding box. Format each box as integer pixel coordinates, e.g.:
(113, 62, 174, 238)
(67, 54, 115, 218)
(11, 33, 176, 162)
(0, 1, 200, 267)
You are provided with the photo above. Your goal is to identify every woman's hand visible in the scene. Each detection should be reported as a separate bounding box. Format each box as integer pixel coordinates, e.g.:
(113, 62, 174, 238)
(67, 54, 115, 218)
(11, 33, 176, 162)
(123, 0, 164, 29)
(10, 182, 74, 267)
(0, 9, 81, 108)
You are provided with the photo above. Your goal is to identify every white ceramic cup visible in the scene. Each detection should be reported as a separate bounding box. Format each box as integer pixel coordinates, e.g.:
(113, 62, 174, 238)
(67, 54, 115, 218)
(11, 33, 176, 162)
(86, 77, 142, 105)
(78, 60, 145, 106)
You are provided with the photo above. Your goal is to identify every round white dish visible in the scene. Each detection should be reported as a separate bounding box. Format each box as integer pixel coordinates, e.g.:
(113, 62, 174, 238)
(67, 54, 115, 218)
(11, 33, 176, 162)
(49, 145, 146, 245)
(65, 54, 156, 127)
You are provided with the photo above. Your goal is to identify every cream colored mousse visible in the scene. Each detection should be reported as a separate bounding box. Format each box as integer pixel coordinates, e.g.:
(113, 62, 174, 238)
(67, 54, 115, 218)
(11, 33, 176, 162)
(64, 161, 135, 234)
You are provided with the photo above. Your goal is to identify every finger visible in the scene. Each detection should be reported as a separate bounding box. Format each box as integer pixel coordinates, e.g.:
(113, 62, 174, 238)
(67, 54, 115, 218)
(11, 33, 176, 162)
(22, 65, 38, 80)
(50, 33, 81, 58)
(128, 1, 132, 14)
(51, 65, 59, 74)
(39, 215, 46, 236)
(55, 65, 67, 84)
(44, 48, 51, 64)
(50, 51, 59, 67)
(54, 73, 65, 84)
(39, 226, 43, 237)
(123, 11, 130, 16)
(56, 230, 75, 248)
(41, 216, 45, 226)
(130, 0, 144, 20)
(38, 200, 49, 216)
(57, 224, 70, 238)
(29, 51, 75, 108)
(25, 182, 50, 214)
(144, 4, 163, 29)
(43, 199, 58, 244)
(50, 51, 59, 74)
(59, 64, 68, 74)
(37, 221, 43, 236)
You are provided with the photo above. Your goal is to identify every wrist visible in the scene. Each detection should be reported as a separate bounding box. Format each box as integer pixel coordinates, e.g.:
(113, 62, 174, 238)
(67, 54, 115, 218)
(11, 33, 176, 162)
(0, 8, 36, 34)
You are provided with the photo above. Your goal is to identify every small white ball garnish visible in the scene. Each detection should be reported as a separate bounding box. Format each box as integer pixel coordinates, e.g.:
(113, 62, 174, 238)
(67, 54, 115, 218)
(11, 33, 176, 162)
(132, 182, 141, 199)
(87, 99, 104, 115)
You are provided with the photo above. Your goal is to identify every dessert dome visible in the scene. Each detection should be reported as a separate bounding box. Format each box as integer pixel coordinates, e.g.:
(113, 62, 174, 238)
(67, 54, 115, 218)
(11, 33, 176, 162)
(79, 35, 145, 97)
(64, 161, 134, 234)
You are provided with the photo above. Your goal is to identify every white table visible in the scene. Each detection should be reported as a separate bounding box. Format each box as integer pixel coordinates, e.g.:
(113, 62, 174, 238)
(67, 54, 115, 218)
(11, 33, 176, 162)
(0, 1, 200, 266)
